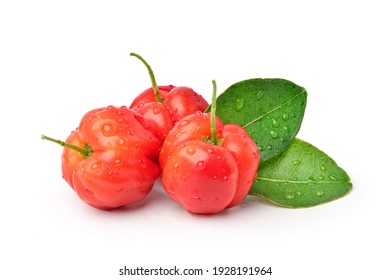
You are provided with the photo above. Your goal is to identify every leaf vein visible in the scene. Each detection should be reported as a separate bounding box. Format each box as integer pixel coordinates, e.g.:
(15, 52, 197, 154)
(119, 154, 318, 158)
(243, 89, 306, 128)
(256, 177, 351, 184)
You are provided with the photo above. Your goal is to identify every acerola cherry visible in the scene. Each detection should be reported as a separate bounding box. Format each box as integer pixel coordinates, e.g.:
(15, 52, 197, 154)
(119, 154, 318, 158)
(129, 53, 209, 141)
(42, 106, 161, 210)
(160, 81, 260, 214)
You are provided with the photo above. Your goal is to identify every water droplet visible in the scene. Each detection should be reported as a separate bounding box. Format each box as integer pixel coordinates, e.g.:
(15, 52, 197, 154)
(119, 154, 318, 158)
(107, 105, 115, 110)
(117, 187, 124, 192)
(178, 143, 185, 150)
(258, 146, 264, 152)
(285, 194, 295, 200)
(195, 111, 203, 116)
(153, 108, 160, 114)
(320, 164, 327, 172)
(267, 145, 273, 150)
(187, 147, 196, 155)
(114, 159, 121, 165)
(175, 131, 184, 139)
(118, 138, 125, 145)
(207, 148, 215, 154)
(196, 161, 206, 170)
(179, 120, 190, 127)
(251, 152, 258, 158)
(283, 126, 291, 133)
(308, 176, 316, 181)
(90, 162, 101, 172)
(223, 176, 229, 181)
(235, 97, 245, 111)
(174, 162, 179, 169)
(270, 130, 279, 139)
(102, 122, 117, 136)
(318, 175, 325, 180)
(108, 170, 113, 176)
(292, 160, 301, 166)
(217, 156, 223, 160)
(187, 195, 201, 201)
(213, 175, 218, 181)
(329, 175, 337, 181)
(272, 118, 280, 128)
(316, 190, 325, 196)
(282, 113, 289, 121)
(137, 159, 146, 168)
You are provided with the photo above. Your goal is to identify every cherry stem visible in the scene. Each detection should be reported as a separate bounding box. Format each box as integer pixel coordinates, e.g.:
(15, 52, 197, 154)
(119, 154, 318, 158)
(210, 80, 218, 145)
(41, 134, 93, 159)
(130, 52, 163, 102)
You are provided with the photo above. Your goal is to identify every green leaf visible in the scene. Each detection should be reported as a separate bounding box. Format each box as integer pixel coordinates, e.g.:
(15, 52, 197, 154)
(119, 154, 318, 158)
(250, 138, 352, 208)
(213, 78, 307, 161)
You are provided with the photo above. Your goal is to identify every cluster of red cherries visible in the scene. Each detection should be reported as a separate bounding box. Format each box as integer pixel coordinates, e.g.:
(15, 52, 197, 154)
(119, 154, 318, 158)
(42, 53, 260, 215)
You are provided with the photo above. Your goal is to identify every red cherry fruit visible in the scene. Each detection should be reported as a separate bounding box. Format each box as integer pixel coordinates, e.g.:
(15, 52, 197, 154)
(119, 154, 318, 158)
(160, 81, 260, 214)
(129, 53, 209, 141)
(42, 106, 161, 210)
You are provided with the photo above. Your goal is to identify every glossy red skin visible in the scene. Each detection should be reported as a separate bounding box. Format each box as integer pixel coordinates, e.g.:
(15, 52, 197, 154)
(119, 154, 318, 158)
(162, 141, 238, 214)
(163, 86, 209, 122)
(130, 85, 175, 107)
(221, 125, 261, 207)
(160, 112, 260, 214)
(131, 102, 174, 142)
(130, 85, 209, 141)
(61, 106, 161, 210)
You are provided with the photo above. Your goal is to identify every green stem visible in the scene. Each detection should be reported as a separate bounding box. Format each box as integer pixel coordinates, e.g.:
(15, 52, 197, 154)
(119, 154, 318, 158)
(130, 52, 163, 102)
(210, 80, 218, 145)
(41, 134, 93, 159)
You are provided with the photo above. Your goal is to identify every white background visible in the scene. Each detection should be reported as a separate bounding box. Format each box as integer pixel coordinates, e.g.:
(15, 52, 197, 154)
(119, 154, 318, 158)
(1, 0, 389, 279)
